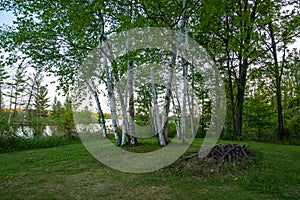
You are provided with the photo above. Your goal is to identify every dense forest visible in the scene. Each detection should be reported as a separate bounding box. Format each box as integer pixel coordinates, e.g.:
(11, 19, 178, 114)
(0, 0, 299, 148)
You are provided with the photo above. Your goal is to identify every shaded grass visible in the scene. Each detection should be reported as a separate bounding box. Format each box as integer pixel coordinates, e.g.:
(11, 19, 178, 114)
(0, 135, 79, 153)
(0, 139, 299, 199)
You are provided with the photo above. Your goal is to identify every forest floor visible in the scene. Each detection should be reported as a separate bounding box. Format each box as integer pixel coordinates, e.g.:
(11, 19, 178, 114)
(0, 138, 299, 200)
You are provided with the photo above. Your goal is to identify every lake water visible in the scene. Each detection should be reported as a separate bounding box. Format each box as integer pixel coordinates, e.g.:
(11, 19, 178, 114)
(14, 119, 155, 138)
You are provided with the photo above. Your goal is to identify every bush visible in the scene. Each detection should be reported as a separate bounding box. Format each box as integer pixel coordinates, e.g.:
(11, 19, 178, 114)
(0, 135, 79, 153)
(286, 115, 300, 138)
(168, 122, 177, 138)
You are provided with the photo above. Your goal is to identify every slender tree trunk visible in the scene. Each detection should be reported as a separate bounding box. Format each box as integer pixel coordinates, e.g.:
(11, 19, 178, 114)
(188, 65, 195, 138)
(268, 21, 286, 140)
(224, 20, 236, 135)
(172, 85, 181, 139)
(22, 71, 41, 131)
(94, 91, 107, 139)
(180, 0, 188, 144)
(227, 62, 236, 135)
(8, 82, 13, 123)
(119, 0, 138, 145)
(276, 76, 285, 140)
(86, 81, 107, 139)
(105, 55, 120, 145)
(127, 60, 138, 145)
(13, 90, 18, 121)
(0, 86, 3, 115)
(148, 104, 156, 135)
(213, 66, 222, 136)
(235, 61, 247, 138)
(150, 67, 162, 140)
(181, 61, 188, 144)
(115, 72, 130, 145)
(161, 54, 176, 145)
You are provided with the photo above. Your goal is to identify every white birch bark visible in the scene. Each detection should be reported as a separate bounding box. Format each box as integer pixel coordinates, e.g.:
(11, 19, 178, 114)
(104, 53, 120, 145)
(187, 84, 196, 137)
(180, 0, 188, 144)
(148, 104, 156, 135)
(172, 84, 181, 139)
(181, 62, 188, 144)
(127, 60, 136, 144)
(150, 68, 162, 139)
(148, 28, 160, 137)
(188, 63, 196, 137)
(115, 73, 129, 145)
(161, 54, 176, 145)
(124, 0, 137, 145)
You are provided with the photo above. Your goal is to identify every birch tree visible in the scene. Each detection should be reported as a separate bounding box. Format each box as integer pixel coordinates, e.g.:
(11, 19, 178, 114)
(160, 53, 176, 145)
(104, 54, 121, 145)
(179, 0, 189, 144)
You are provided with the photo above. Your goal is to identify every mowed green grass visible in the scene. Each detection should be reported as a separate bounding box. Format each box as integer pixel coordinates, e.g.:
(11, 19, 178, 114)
(0, 139, 299, 200)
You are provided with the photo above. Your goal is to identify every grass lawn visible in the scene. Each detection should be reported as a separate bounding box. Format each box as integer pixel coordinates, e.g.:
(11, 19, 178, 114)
(0, 139, 299, 200)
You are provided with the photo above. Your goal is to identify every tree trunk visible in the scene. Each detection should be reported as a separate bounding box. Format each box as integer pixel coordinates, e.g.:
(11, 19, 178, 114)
(22, 71, 41, 131)
(172, 85, 181, 139)
(181, 61, 188, 144)
(86, 81, 107, 139)
(188, 65, 195, 138)
(105, 55, 120, 145)
(127, 60, 138, 145)
(224, 2, 236, 136)
(115, 72, 130, 145)
(94, 91, 108, 139)
(235, 62, 247, 138)
(122, 0, 138, 145)
(0, 86, 3, 115)
(161, 54, 176, 145)
(213, 66, 222, 136)
(276, 76, 285, 140)
(268, 21, 286, 140)
(235, 0, 258, 139)
(150, 67, 161, 137)
(224, 19, 236, 135)
(180, 0, 188, 144)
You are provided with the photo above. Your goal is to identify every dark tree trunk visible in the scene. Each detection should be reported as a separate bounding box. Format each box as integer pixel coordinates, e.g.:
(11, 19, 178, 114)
(268, 21, 286, 140)
(234, 0, 258, 139)
(86, 81, 108, 139)
(235, 63, 247, 138)
(276, 77, 285, 140)
(94, 91, 108, 139)
(224, 4, 236, 136)
(0, 87, 2, 115)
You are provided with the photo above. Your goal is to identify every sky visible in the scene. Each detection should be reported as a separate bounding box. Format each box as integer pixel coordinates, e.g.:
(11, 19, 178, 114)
(0, 11, 14, 26)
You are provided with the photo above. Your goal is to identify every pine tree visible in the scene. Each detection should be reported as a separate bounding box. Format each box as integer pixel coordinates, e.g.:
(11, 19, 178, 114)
(0, 57, 9, 112)
(33, 81, 50, 118)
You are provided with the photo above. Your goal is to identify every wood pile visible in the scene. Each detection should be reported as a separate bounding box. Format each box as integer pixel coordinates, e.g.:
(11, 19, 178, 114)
(199, 143, 252, 168)
(179, 143, 252, 168)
